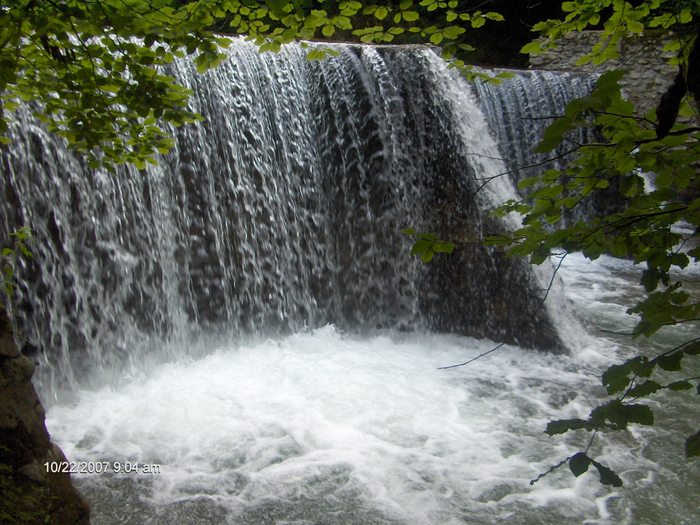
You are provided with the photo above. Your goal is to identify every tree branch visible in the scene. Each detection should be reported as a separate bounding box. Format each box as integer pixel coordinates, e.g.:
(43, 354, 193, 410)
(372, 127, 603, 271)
(438, 342, 506, 370)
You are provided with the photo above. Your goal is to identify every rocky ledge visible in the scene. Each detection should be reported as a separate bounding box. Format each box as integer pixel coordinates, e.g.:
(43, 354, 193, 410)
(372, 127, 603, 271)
(0, 307, 89, 524)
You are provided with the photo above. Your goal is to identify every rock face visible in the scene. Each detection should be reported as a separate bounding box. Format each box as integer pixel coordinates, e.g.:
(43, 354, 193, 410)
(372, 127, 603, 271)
(529, 30, 678, 115)
(0, 307, 90, 524)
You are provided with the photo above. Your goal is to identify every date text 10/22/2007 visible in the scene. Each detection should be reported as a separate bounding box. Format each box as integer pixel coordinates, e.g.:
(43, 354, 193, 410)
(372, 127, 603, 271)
(44, 461, 162, 474)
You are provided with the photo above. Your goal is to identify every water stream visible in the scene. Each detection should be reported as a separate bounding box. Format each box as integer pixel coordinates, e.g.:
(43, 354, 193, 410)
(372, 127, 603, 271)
(45, 255, 700, 524)
(1, 41, 697, 523)
(2, 42, 566, 401)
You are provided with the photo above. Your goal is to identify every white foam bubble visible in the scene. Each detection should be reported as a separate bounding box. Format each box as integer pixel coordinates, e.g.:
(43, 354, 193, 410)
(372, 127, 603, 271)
(45, 257, 700, 524)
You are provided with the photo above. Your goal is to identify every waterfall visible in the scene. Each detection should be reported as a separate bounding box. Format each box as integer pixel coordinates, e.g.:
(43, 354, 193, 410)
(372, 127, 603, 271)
(0, 42, 592, 401)
(474, 70, 625, 222)
(474, 70, 595, 187)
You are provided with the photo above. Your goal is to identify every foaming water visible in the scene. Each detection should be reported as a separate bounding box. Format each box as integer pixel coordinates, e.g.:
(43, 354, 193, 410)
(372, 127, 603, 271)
(47, 328, 605, 525)
(46, 255, 700, 525)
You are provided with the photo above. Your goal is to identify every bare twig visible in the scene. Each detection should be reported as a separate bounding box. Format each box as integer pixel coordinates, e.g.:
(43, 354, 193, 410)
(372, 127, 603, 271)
(529, 456, 570, 485)
(540, 253, 567, 305)
(438, 342, 506, 370)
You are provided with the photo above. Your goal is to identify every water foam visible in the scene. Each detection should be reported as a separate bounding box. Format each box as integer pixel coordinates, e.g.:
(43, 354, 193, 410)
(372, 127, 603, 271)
(46, 255, 700, 524)
(48, 327, 607, 524)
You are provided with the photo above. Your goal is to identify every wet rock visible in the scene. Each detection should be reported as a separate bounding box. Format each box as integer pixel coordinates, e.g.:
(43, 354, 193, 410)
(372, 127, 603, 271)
(0, 307, 90, 524)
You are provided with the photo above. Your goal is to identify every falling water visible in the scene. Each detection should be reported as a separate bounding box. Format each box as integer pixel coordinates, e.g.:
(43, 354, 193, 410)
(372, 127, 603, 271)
(5, 41, 697, 525)
(1, 43, 571, 400)
(474, 70, 625, 221)
(474, 70, 595, 186)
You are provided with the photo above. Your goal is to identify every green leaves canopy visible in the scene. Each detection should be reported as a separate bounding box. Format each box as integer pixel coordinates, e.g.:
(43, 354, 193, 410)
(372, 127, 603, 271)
(3, 0, 698, 488)
(490, 0, 700, 484)
(490, 69, 700, 339)
(523, 0, 699, 65)
(0, 0, 504, 168)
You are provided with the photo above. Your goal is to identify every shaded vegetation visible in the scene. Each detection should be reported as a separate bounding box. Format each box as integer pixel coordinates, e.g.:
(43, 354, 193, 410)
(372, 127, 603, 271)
(1, 0, 699, 490)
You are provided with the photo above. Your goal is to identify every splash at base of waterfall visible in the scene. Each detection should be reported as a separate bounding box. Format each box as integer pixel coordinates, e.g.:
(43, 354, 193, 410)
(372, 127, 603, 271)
(46, 256, 700, 525)
(2, 42, 577, 401)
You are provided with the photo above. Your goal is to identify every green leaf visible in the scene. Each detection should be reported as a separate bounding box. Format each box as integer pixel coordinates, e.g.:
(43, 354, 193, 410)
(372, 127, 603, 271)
(658, 353, 682, 371)
(685, 429, 700, 457)
(619, 404, 654, 426)
(641, 269, 663, 292)
(433, 242, 454, 254)
(591, 460, 623, 487)
(442, 25, 465, 39)
(306, 48, 327, 60)
(471, 16, 485, 28)
(417, 233, 437, 241)
(626, 19, 644, 33)
(628, 380, 661, 398)
(589, 400, 654, 429)
(517, 177, 539, 190)
(602, 356, 646, 394)
(679, 8, 692, 24)
(411, 238, 431, 255)
(536, 117, 576, 153)
(569, 452, 591, 477)
(667, 381, 693, 392)
(521, 40, 545, 55)
(430, 32, 443, 45)
(265, 0, 288, 14)
(545, 418, 592, 436)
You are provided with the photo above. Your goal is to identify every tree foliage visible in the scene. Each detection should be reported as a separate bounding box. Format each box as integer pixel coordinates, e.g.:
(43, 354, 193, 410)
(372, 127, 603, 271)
(487, 0, 700, 484)
(523, 0, 699, 65)
(0, 0, 503, 169)
(2, 0, 699, 490)
(401, 227, 455, 262)
(401, 0, 700, 486)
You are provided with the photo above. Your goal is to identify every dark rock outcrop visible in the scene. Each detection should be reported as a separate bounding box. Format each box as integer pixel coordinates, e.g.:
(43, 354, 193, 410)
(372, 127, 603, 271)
(0, 307, 90, 524)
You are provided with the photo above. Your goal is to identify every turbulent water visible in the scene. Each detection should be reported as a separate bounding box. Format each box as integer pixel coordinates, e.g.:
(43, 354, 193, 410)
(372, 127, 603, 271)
(3, 40, 697, 524)
(45, 255, 700, 525)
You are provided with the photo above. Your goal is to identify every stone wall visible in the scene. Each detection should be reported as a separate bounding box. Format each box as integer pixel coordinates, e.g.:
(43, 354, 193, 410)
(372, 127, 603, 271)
(0, 307, 90, 524)
(529, 31, 678, 115)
